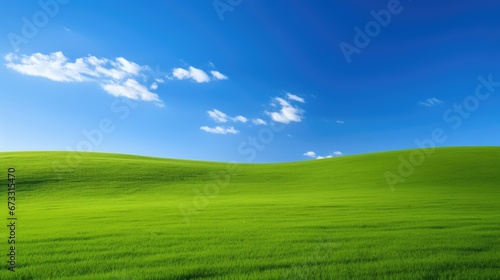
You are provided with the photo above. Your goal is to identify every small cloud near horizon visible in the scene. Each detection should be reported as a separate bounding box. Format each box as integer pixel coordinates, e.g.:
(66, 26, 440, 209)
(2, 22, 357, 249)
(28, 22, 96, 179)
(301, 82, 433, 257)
(304, 150, 343, 160)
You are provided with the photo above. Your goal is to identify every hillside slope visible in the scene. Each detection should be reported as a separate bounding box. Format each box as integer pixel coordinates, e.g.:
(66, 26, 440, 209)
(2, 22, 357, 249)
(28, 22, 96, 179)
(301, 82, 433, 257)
(0, 147, 499, 279)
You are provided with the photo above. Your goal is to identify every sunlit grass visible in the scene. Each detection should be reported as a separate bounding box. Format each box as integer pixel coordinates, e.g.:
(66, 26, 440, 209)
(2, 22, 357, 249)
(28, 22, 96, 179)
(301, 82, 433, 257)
(0, 147, 499, 279)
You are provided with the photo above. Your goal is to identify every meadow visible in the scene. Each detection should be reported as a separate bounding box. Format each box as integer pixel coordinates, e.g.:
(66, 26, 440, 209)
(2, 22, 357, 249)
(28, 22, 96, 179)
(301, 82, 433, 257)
(0, 147, 499, 279)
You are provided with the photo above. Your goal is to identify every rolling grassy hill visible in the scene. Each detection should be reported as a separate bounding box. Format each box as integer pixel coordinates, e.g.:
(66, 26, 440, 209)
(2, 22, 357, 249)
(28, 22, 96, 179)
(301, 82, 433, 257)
(0, 147, 499, 279)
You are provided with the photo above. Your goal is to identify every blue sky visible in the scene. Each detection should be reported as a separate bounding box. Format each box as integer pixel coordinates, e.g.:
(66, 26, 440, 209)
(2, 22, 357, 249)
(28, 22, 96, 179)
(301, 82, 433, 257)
(1, 0, 499, 162)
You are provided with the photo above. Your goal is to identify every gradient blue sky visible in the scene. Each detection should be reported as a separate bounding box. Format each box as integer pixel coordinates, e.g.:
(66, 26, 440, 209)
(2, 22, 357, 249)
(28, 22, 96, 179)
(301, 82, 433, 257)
(1, 0, 499, 162)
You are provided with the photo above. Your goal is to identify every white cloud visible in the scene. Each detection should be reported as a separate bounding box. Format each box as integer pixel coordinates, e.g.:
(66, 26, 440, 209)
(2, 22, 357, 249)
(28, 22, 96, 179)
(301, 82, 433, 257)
(317, 155, 334, 160)
(252, 118, 267, 125)
(172, 67, 190, 80)
(4, 53, 16, 63)
(304, 150, 343, 160)
(211, 70, 228, 80)
(304, 151, 317, 158)
(286, 92, 305, 103)
(115, 57, 142, 75)
(150, 82, 158, 90)
(173, 69, 189, 80)
(102, 79, 162, 106)
(4, 51, 162, 105)
(200, 126, 239, 134)
(207, 109, 228, 123)
(172, 66, 228, 83)
(172, 66, 211, 83)
(203, 109, 247, 134)
(336, 120, 345, 124)
(267, 97, 304, 124)
(188, 67, 211, 83)
(419, 98, 443, 107)
(207, 109, 247, 124)
(232, 115, 248, 123)
(6, 52, 88, 82)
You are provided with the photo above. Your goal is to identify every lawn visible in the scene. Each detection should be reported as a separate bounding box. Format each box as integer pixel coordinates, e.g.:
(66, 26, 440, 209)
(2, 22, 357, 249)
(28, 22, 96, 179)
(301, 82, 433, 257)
(0, 147, 499, 279)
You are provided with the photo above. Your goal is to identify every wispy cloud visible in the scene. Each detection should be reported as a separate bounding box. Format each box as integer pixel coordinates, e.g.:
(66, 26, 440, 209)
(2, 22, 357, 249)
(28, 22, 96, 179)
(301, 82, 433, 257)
(252, 118, 267, 125)
(102, 79, 162, 105)
(419, 97, 443, 107)
(266, 94, 305, 124)
(286, 92, 305, 103)
(172, 66, 228, 83)
(200, 126, 238, 134)
(232, 115, 248, 123)
(4, 51, 163, 106)
(207, 109, 247, 124)
(211, 70, 228, 80)
(172, 66, 210, 83)
(202, 109, 247, 134)
(207, 109, 229, 123)
(336, 120, 345, 124)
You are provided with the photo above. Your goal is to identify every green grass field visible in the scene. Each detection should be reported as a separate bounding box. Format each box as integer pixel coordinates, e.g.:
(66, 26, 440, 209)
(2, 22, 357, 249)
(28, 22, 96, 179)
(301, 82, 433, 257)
(0, 147, 499, 279)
